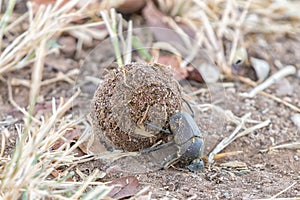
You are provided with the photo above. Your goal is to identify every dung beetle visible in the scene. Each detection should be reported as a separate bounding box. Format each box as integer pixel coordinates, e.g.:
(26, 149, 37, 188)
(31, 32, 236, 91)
(169, 112, 205, 172)
(143, 111, 205, 172)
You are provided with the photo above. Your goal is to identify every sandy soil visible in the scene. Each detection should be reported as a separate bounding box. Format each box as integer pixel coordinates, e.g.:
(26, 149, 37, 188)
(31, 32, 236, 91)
(0, 4, 300, 199)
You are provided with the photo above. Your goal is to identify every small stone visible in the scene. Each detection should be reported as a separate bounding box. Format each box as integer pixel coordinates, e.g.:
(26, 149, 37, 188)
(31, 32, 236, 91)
(291, 114, 300, 129)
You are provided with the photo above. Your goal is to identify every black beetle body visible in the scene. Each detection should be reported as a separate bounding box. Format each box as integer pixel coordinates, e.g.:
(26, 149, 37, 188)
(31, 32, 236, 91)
(169, 112, 205, 172)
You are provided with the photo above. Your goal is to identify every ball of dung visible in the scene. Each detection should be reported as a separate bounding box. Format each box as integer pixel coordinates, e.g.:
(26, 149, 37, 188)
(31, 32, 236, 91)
(91, 63, 182, 152)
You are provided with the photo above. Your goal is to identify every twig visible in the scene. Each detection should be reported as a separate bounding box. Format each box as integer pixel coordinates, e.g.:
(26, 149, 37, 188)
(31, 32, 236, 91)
(208, 113, 251, 163)
(11, 69, 79, 87)
(7, 81, 41, 125)
(0, 128, 8, 157)
(270, 142, 300, 150)
(101, 9, 122, 66)
(238, 75, 300, 113)
(237, 118, 271, 138)
(208, 113, 271, 163)
(0, 0, 16, 48)
(270, 182, 297, 199)
(244, 65, 296, 98)
(71, 169, 100, 199)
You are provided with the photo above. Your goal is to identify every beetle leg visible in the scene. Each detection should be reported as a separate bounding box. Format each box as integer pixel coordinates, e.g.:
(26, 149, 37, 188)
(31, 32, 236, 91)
(182, 98, 195, 118)
(141, 141, 174, 154)
(140, 141, 181, 170)
(145, 121, 171, 134)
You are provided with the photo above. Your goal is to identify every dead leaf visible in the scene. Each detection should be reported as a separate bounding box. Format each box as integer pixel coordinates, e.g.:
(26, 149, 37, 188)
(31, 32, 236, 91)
(116, 0, 146, 14)
(107, 176, 140, 199)
(156, 55, 206, 83)
(157, 56, 188, 80)
(52, 128, 82, 150)
(186, 66, 205, 83)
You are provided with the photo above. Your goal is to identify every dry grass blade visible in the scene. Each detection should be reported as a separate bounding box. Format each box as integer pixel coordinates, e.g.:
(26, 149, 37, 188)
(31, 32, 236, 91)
(267, 142, 300, 151)
(238, 76, 300, 113)
(11, 69, 80, 87)
(0, 1, 115, 198)
(209, 117, 271, 163)
(0, 90, 112, 199)
(243, 65, 296, 98)
(29, 36, 47, 116)
(0, 0, 92, 76)
(96, 151, 140, 162)
(270, 182, 297, 199)
(201, 105, 271, 163)
(0, 0, 16, 48)
(100, 8, 133, 66)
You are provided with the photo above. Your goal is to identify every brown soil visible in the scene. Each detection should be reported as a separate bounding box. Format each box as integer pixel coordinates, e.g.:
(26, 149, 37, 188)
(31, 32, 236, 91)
(1, 14, 300, 200)
(78, 36, 299, 198)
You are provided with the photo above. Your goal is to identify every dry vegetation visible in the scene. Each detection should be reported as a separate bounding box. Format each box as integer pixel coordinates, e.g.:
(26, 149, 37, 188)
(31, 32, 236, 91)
(0, 0, 299, 199)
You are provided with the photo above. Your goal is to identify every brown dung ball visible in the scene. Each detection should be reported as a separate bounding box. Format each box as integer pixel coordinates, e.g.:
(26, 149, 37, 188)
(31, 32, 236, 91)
(91, 63, 182, 151)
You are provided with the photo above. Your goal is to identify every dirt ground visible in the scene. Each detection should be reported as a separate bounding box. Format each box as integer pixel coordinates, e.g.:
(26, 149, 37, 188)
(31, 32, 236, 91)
(1, 38, 299, 199)
(1, 2, 300, 200)
(78, 35, 300, 199)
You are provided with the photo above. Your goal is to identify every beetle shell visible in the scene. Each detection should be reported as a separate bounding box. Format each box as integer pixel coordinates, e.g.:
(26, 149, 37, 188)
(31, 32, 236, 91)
(170, 112, 203, 142)
(178, 137, 204, 166)
(169, 112, 204, 170)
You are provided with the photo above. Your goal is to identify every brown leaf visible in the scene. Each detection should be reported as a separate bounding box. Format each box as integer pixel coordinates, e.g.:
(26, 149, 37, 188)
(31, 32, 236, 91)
(33, 100, 60, 116)
(107, 176, 140, 199)
(52, 128, 82, 150)
(157, 56, 188, 80)
(116, 0, 146, 14)
(186, 65, 205, 83)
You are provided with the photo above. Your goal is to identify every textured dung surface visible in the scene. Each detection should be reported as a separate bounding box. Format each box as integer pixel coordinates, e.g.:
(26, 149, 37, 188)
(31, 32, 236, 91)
(91, 63, 182, 151)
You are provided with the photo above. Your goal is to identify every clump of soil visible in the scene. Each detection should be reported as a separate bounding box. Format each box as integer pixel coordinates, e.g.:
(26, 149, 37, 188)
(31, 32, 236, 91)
(91, 63, 182, 151)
